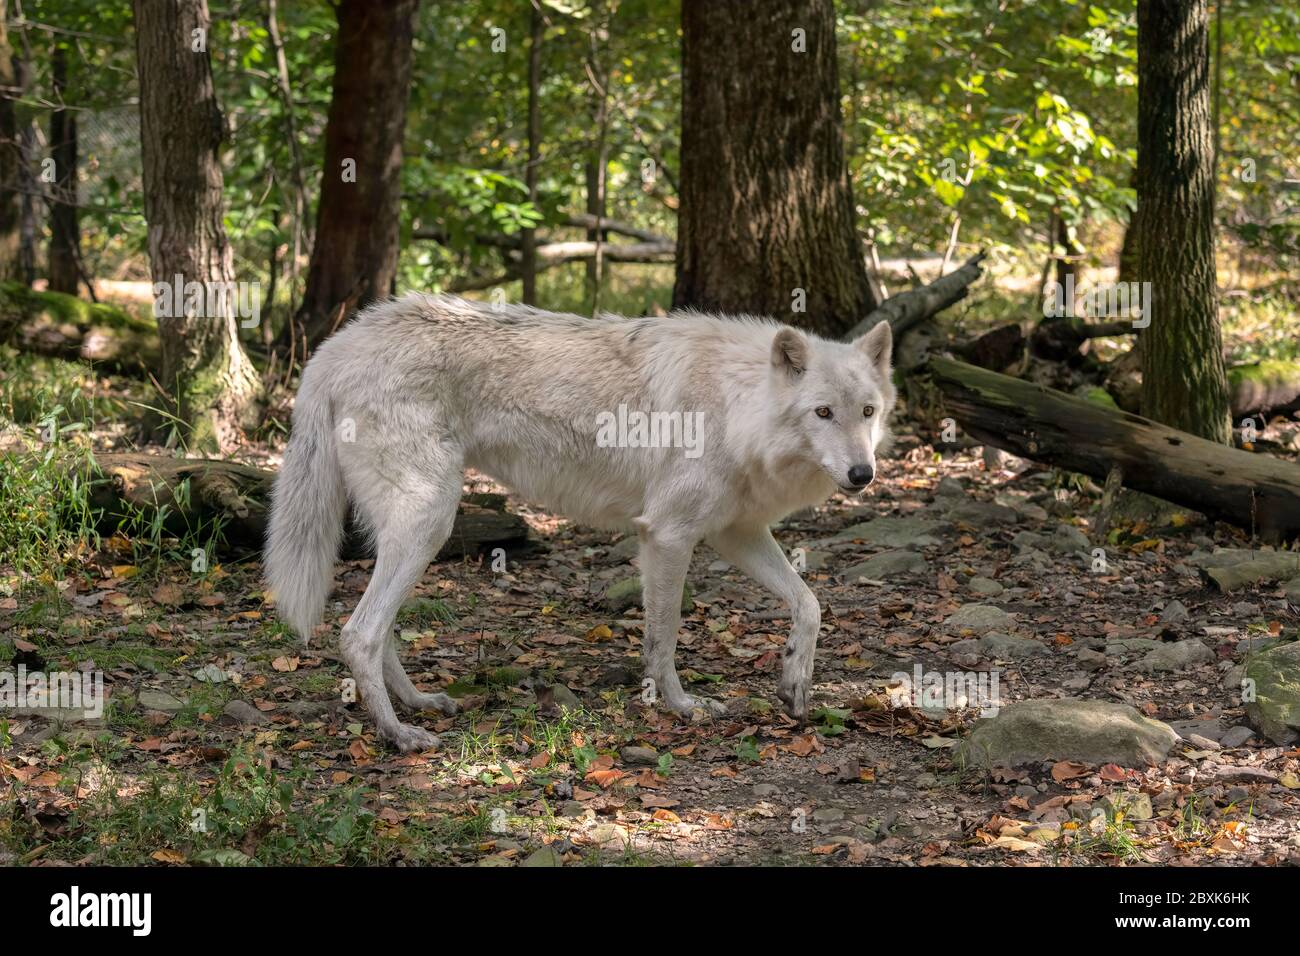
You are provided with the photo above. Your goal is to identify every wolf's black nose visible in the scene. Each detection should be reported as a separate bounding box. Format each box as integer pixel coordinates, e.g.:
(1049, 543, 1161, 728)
(848, 464, 874, 487)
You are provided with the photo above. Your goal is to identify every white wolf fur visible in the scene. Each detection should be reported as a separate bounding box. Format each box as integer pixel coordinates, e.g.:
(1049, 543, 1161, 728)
(265, 294, 894, 752)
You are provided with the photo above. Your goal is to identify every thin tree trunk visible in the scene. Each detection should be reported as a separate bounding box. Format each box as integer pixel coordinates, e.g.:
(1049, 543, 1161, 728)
(583, 1, 612, 312)
(673, 0, 877, 336)
(1136, 0, 1230, 443)
(265, 0, 308, 320)
(520, 1, 544, 306)
(48, 43, 80, 295)
(290, 0, 418, 355)
(0, 1, 24, 282)
(133, 0, 262, 453)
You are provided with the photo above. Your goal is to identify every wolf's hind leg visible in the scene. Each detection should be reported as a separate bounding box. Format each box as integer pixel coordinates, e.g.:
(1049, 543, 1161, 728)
(639, 527, 721, 717)
(384, 636, 458, 715)
(341, 456, 462, 753)
(708, 523, 821, 723)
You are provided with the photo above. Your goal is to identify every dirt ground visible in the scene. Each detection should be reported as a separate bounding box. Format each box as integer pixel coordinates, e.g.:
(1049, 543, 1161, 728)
(4, 428, 1300, 867)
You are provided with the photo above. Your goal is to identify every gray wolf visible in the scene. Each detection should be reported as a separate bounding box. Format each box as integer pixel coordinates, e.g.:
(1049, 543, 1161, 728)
(265, 294, 894, 752)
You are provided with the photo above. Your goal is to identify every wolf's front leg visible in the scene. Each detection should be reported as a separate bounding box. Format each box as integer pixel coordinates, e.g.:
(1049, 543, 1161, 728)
(709, 523, 821, 723)
(638, 526, 722, 717)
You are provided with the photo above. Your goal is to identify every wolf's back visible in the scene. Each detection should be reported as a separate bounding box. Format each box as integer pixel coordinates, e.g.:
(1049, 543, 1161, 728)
(264, 371, 347, 641)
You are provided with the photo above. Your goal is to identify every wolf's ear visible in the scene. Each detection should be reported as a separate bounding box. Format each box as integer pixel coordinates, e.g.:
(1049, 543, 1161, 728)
(771, 328, 809, 376)
(855, 320, 892, 376)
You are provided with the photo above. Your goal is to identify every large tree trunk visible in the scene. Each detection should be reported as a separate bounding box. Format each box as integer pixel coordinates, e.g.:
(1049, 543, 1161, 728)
(290, 0, 418, 354)
(927, 356, 1300, 542)
(0, 1, 23, 282)
(673, 0, 877, 337)
(133, 0, 262, 454)
(1136, 0, 1230, 444)
(48, 43, 81, 295)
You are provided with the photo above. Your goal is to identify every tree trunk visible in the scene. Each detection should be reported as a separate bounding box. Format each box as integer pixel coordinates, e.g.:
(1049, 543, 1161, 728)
(0, 1, 23, 283)
(1136, 0, 1230, 443)
(673, 0, 877, 337)
(48, 44, 81, 295)
(290, 0, 418, 354)
(520, 1, 544, 306)
(133, 0, 262, 453)
(927, 356, 1300, 542)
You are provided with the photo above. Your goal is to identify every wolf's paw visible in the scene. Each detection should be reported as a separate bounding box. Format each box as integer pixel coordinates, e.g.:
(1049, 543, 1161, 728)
(386, 723, 441, 754)
(777, 678, 810, 725)
(664, 693, 726, 719)
(411, 692, 459, 716)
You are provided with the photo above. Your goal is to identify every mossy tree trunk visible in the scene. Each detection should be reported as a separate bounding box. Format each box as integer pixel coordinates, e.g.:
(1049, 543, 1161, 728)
(1136, 0, 1230, 444)
(673, 0, 877, 337)
(133, 0, 261, 453)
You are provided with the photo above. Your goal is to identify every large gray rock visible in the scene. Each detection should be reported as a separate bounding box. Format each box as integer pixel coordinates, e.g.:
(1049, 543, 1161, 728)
(834, 516, 949, 548)
(843, 550, 929, 580)
(959, 699, 1179, 768)
(138, 689, 184, 713)
(967, 576, 1004, 598)
(944, 603, 1016, 635)
(1049, 524, 1092, 553)
(1137, 639, 1213, 673)
(1244, 641, 1300, 744)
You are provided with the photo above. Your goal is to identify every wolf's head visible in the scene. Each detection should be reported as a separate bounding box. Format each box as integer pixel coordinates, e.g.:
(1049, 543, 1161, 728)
(769, 320, 896, 494)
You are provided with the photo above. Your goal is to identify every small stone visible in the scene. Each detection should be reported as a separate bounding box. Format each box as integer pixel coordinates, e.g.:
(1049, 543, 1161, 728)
(959, 699, 1178, 768)
(222, 699, 270, 726)
(812, 807, 846, 824)
(843, 550, 929, 580)
(1184, 733, 1221, 751)
(978, 632, 1048, 659)
(936, 476, 966, 498)
(1138, 639, 1213, 673)
(967, 576, 1004, 598)
(944, 604, 1016, 635)
(193, 663, 227, 683)
(1159, 600, 1190, 624)
(620, 745, 659, 766)
(1050, 524, 1091, 554)
(1219, 726, 1255, 749)
(521, 846, 564, 867)
(1076, 648, 1107, 671)
(138, 689, 184, 713)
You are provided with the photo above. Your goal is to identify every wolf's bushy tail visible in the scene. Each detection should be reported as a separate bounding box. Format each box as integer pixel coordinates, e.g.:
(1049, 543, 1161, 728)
(264, 376, 347, 642)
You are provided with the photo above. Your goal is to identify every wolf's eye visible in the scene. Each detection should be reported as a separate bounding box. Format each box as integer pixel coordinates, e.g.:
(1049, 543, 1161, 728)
(815, 406, 833, 420)
(863, 405, 875, 418)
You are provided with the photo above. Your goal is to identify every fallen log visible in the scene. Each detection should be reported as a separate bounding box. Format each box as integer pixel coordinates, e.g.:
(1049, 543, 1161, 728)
(845, 251, 987, 343)
(926, 356, 1300, 542)
(0, 281, 158, 375)
(76, 452, 531, 559)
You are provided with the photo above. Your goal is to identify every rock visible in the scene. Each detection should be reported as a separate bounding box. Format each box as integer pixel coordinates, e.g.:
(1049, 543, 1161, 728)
(1138, 639, 1213, 673)
(1104, 791, 1153, 821)
(1184, 733, 1221, 751)
(1219, 726, 1256, 749)
(138, 689, 184, 713)
(1284, 577, 1300, 602)
(1244, 642, 1300, 744)
(521, 846, 564, 867)
(1049, 524, 1091, 554)
(936, 476, 965, 498)
(1105, 638, 1165, 656)
(549, 683, 581, 710)
(607, 536, 639, 562)
(1076, 648, 1108, 671)
(978, 632, 1048, 659)
(834, 516, 949, 548)
(1159, 600, 1190, 624)
(753, 783, 781, 798)
(193, 663, 227, 683)
(843, 550, 929, 580)
(1191, 549, 1300, 591)
(603, 576, 692, 614)
(959, 699, 1179, 768)
(798, 549, 833, 572)
(1011, 531, 1047, 551)
(967, 576, 1003, 598)
(944, 603, 1016, 635)
(620, 745, 659, 766)
(812, 807, 845, 824)
(930, 499, 1020, 525)
(222, 699, 270, 726)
